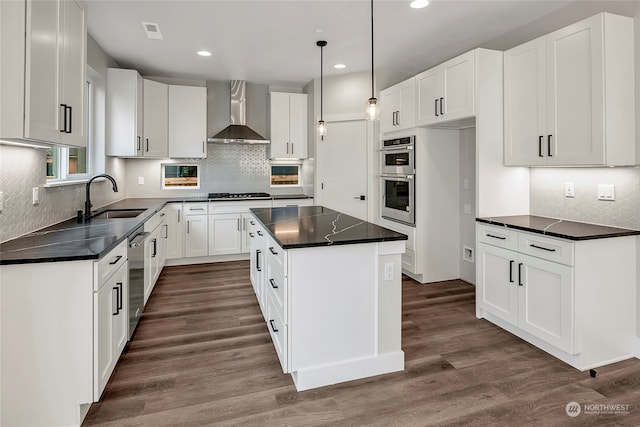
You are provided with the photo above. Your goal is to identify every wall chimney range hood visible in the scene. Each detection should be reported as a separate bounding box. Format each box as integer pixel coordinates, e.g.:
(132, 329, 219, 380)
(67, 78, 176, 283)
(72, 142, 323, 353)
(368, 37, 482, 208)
(207, 80, 270, 144)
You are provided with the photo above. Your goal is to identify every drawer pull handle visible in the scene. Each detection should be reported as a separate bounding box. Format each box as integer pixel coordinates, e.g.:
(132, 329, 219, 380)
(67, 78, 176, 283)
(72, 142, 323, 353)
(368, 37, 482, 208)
(530, 243, 556, 252)
(269, 247, 278, 255)
(256, 249, 262, 272)
(269, 319, 278, 333)
(109, 255, 123, 265)
(250, 221, 255, 225)
(269, 278, 278, 289)
(486, 233, 506, 240)
(257, 230, 263, 236)
(190, 207, 205, 211)
(509, 260, 514, 283)
(249, 232, 254, 238)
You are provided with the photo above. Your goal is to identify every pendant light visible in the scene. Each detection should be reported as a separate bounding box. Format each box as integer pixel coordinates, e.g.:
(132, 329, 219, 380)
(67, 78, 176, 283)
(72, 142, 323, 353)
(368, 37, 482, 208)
(317, 40, 327, 138)
(365, 0, 380, 121)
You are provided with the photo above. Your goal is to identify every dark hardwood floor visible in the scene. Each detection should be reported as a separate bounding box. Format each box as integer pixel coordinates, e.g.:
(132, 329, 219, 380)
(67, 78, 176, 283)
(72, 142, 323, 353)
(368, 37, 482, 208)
(83, 261, 640, 426)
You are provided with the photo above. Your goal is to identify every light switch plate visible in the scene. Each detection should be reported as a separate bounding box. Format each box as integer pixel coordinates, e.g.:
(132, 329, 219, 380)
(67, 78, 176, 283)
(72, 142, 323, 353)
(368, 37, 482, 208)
(32, 187, 40, 205)
(597, 184, 615, 201)
(384, 263, 394, 281)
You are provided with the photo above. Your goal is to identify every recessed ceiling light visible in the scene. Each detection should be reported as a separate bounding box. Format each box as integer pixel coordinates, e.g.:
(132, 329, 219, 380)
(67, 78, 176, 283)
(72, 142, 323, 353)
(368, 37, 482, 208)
(197, 50, 212, 57)
(334, 64, 346, 69)
(315, 28, 324, 33)
(410, 0, 429, 9)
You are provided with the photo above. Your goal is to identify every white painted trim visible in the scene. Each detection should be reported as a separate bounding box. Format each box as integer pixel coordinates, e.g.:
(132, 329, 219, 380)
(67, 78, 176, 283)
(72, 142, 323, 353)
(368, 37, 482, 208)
(324, 113, 367, 123)
(165, 253, 249, 266)
(290, 351, 404, 391)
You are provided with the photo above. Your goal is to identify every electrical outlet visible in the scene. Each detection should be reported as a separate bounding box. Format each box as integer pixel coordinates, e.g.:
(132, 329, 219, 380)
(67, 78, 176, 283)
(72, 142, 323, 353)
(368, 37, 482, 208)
(597, 184, 615, 201)
(564, 182, 575, 198)
(384, 263, 394, 281)
(32, 187, 40, 205)
(138, 176, 144, 185)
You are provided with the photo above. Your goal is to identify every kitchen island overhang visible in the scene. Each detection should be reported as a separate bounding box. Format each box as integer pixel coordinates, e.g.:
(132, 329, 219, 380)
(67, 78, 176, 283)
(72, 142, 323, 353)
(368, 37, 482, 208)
(249, 206, 407, 391)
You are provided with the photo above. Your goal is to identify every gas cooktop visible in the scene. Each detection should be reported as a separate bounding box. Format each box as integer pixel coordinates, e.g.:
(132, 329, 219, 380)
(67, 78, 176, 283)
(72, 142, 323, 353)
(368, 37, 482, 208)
(208, 192, 272, 200)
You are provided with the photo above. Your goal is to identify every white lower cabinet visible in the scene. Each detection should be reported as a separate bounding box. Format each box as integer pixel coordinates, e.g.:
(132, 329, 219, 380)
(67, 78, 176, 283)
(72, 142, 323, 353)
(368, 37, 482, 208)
(476, 223, 636, 370)
(249, 218, 267, 314)
(184, 202, 208, 258)
(165, 203, 184, 259)
(143, 209, 167, 305)
(94, 257, 128, 399)
(208, 213, 242, 255)
(477, 240, 573, 353)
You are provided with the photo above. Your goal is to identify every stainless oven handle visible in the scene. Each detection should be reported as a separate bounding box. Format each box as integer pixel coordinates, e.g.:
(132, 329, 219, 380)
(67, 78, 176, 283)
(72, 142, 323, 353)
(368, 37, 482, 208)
(380, 146, 413, 152)
(380, 174, 413, 179)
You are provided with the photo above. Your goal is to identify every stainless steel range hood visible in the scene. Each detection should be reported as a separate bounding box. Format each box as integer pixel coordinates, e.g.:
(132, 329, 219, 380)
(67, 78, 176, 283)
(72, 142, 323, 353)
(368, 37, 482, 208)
(207, 80, 269, 144)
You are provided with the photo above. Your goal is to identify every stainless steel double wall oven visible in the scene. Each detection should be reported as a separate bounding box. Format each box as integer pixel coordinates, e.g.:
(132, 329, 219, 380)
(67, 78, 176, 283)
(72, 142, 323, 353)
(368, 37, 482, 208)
(380, 135, 415, 226)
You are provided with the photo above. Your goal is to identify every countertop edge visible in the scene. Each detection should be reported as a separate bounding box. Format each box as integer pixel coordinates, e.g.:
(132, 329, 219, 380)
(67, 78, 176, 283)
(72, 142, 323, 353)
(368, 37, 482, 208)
(476, 217, 640, 241)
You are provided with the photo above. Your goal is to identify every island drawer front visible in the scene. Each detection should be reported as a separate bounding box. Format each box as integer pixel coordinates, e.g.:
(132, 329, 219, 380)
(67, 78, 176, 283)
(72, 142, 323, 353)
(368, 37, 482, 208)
(184, 202, 208, 215)
(518, 232, 574, 266)
(267, 296, 288, 373)
(266, 257, 285, 315)
(477, 224, 518, 251)
(265, 236, 285, 267)
(96, 240, 128, 289)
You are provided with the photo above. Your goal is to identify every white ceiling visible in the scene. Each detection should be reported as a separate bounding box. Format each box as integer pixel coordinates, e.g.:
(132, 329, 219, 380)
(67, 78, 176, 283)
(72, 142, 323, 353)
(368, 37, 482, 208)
(85, 0, 639, 88)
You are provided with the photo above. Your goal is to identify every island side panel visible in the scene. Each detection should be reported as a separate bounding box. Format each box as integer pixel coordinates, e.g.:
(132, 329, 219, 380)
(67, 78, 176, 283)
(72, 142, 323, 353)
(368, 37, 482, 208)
(377, 241, 404, 354)
(288, 243, 378, 370)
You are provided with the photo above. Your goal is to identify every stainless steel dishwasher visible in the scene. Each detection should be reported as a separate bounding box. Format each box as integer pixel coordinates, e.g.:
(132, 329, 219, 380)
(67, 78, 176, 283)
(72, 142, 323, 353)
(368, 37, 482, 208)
(128, 226, 150, 339)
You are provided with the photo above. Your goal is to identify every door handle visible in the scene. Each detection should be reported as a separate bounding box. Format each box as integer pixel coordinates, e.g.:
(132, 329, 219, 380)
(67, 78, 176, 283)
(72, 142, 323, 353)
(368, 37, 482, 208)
(146, 138, 149, 152)
(434, 99, 439, 117)
(163, 224, 168, 238)
(518, 263, 523, 286)
(256, 249, 262, 271)
(237, 218, 240, 231)
(509, 260, 514, 283)
(112, 287, 120, 315)
(67, 105, 72, 133)
(439, 97, 444, 116)
(60, 104, 68, 132)
(538, 136, 544, 157)
(547, 135, 553, 157)
(116, 282, 123, 311)
(269, 319, 278, 333)
(353, 195, 366, 200)
(137, 136, 141, 151)
(396, 110, 400, 126)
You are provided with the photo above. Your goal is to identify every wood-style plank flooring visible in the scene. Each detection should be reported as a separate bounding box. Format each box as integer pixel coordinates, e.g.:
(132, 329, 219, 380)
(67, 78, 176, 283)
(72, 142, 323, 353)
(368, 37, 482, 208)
(83, 261, 640, 426)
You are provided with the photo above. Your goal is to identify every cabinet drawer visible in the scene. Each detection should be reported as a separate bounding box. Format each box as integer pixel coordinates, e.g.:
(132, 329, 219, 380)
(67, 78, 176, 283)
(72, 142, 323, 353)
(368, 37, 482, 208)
(143, 208, 166, 233)
(518, 232, 574, 266)
(96, 240, 127, 290)
(476, 224, 518, 251)
(266, 255, 286, 314)
(267, 296, 287, 373)
(265, 236, 285, 268)
(210, 200, 271, 213)
(402, 248, 416, 274)
(184, 202, 208, 215)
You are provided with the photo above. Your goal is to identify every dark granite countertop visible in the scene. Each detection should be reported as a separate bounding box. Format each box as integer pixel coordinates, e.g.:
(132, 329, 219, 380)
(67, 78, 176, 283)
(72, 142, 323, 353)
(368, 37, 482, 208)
(0, 196, 316, 265)
(250, 206, 407, 249)
(476, 215, 640, 241)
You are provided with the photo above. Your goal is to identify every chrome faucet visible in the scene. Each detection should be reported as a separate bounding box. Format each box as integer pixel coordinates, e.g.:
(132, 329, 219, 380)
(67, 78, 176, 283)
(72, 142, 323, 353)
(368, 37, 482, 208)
(84, 174, 118, 220)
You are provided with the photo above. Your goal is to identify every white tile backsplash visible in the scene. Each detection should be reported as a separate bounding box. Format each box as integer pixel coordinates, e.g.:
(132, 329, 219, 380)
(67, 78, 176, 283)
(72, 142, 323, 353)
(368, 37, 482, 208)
(530, 167, 640, 230)
(0, 145, 124, 243)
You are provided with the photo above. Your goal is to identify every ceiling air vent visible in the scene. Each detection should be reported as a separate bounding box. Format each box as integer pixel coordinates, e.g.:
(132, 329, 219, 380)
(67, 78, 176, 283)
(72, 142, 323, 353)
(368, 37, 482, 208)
(141, 22, 163, 40)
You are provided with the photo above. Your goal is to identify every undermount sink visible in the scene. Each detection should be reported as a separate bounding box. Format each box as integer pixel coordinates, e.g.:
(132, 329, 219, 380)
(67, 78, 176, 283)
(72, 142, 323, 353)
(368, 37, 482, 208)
(90, 209, 146, 220)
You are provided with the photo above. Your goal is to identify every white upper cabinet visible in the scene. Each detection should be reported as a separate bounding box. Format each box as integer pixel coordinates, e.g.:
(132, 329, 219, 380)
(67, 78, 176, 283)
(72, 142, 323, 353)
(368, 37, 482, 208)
(416, 50, 475, 127)
(270, 92, 308, 159)
(380, 78, 415, 134)
(106, 68, 143, 156)
(107, 69, 168, 158)
(142, 79, 169, 157)
(168, 85, 207, 158)
(504, 13, 635, 167)
(0, 0, 86, 147)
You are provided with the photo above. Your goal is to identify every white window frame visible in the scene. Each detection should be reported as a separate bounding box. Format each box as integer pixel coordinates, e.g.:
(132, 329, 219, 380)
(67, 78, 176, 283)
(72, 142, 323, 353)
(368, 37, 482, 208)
(270, 162, 303, 188)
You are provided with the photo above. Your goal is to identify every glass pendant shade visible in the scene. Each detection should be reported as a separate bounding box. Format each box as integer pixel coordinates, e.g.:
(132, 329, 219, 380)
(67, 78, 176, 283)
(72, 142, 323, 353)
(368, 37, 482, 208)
(318, 120, 327, 137)
(365, 97, 380, 121)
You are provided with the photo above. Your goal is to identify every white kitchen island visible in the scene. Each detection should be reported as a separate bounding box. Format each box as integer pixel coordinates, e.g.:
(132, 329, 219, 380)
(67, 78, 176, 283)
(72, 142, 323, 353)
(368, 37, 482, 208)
(249, 206, 407, 391)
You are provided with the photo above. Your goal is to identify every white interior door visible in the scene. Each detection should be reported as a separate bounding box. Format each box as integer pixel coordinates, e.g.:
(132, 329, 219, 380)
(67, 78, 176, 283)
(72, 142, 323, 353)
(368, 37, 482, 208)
(317, 119, 368, 221)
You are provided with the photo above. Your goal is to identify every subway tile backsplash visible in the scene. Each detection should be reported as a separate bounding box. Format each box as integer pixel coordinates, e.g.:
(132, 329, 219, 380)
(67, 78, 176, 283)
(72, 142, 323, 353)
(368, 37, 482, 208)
(530, 167, 640, 230)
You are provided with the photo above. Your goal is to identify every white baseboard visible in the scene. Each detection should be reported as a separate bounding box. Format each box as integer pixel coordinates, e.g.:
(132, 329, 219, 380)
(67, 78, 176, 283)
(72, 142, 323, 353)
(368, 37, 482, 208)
(165, 253, 249, 267)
